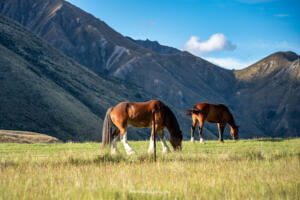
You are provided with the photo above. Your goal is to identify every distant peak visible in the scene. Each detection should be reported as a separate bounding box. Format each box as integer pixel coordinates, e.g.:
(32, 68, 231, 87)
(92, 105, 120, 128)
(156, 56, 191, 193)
(270, 51, 299, 62)
(235, 50, 299, 81)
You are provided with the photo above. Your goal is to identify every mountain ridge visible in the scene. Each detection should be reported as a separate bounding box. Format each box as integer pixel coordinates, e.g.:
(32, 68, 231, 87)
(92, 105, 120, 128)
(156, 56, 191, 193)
(232, 51, 300, 137)
(126, 37, 181, 55)
(235, 51, 299, 81)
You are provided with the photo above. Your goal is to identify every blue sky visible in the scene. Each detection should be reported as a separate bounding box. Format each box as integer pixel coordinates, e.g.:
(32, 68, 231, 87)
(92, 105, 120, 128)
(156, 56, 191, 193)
(67, 0, 300, 69)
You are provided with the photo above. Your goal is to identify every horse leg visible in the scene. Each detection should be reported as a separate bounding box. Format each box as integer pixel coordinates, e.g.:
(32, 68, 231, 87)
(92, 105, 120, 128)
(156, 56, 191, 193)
(148, 124, 158, 154)
(217, 123, 226, 143)
(111, 128, 120, 154)
(190, 117, 198, 143)
(120, 128, 136, 155)
(159, 129, 170, 153)
(199, 120, 205, 144)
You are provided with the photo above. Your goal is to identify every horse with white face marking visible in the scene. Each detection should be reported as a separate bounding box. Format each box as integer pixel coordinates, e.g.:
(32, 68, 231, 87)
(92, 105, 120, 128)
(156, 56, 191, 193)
(101, 100, 183, 155)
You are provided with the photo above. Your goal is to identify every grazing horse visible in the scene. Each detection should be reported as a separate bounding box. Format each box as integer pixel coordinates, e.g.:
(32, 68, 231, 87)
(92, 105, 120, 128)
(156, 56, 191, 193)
(102, 100, 182, 155)
(186, 103, 239, 143)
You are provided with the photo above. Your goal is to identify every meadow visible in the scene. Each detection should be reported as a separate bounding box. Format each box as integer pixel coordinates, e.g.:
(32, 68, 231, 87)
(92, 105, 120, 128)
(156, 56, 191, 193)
(0, 138, 299, 199)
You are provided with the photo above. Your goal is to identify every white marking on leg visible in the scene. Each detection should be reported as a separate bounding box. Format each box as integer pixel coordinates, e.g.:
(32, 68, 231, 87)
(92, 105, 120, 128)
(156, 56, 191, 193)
(191, 136, 195, 143)
(111, 136, 119, 154)
(122, 132, 136, 155)
(161, 137, 170, 153)
(148, 136, 154, 154)
(200, 138, 205, 144)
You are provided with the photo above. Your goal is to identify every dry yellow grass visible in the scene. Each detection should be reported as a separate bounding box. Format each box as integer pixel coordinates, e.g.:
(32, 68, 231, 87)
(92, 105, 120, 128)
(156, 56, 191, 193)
(0, 138, 299, 199)
(0, 130, 61, 144)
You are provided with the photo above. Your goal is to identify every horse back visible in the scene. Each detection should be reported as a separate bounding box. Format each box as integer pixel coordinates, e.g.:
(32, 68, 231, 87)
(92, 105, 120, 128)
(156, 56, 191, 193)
(111, 100, 164, 128)
(194, 103, 232, 123)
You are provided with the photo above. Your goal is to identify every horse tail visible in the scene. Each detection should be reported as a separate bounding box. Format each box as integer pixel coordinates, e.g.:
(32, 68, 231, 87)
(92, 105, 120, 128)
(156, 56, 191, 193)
(101, 107, 114, 148)
(152, 109, 157, 161)
(152, 108, 158, 134)
(184, 108, 202, 116)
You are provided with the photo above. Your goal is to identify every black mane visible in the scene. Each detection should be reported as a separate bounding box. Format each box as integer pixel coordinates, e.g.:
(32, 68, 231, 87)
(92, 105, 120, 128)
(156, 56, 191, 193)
(163, 104, 181, 136)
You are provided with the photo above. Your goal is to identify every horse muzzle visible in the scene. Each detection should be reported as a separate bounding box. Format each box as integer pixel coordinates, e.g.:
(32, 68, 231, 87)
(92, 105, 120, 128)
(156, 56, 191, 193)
(175, 144, 182, 151)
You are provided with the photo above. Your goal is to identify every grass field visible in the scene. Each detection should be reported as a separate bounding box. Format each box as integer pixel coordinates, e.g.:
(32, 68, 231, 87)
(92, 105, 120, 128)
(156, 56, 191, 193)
(0, 138, 299, 199)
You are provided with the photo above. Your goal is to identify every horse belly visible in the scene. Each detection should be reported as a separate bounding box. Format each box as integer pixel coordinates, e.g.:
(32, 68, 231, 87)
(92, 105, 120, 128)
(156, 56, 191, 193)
(205, 112, 221, 123)
(128, 118, 152, 128)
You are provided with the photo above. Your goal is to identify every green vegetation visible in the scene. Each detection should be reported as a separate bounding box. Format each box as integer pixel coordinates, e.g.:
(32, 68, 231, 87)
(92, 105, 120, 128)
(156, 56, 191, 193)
(1, 139, 300, 199)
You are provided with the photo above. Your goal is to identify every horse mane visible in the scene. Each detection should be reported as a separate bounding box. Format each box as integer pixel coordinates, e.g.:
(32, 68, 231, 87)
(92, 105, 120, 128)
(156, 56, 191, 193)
(162, 104, 181, 137)
(224, 106, 237, 129)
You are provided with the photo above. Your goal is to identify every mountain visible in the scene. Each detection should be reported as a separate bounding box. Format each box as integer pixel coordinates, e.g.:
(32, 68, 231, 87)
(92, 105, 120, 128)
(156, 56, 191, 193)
(233, 52, 300, 137)
(0, 0, 240, 139)
(0, 0, 235, 108)
(1, 0, 299, 139)
(0, 14, 153, 141)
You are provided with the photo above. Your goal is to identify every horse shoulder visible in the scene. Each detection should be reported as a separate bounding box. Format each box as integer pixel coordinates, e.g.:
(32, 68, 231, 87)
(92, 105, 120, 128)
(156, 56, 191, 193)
(149, 99, 164, 112)
(112, 102, 130, 116)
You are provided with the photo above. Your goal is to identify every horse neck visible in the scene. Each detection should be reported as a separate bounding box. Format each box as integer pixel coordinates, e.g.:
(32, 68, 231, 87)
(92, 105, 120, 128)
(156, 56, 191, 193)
(166, 123, 178, 137)
(228, 114, 237, 130)
(165, 110, 180, 138)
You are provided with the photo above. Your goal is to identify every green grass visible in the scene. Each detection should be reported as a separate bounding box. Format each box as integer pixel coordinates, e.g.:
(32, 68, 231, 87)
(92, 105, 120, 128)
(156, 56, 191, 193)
(0, 138, 300, 199)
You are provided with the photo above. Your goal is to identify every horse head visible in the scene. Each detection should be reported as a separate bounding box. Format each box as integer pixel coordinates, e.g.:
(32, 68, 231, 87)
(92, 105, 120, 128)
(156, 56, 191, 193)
(230, 125, 239, 140)
(170, 130, 183, 151)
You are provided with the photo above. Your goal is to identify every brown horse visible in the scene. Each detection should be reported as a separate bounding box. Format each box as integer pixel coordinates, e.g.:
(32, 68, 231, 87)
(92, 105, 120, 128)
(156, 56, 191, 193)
(102, 100, 182, 155)
(186, 103, 239, 143)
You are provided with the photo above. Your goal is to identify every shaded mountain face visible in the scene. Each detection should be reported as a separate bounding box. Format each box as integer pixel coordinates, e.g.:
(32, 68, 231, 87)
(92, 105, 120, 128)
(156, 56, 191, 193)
(0, 0, 299, 138)
(233, 52, 300, 137)
(0, 14, 153, 141)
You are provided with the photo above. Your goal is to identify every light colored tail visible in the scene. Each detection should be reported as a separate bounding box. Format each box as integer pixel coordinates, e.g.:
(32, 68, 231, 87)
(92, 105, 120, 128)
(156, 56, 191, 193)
(152, 110, 157, 161)
(101, 107, 113, 148)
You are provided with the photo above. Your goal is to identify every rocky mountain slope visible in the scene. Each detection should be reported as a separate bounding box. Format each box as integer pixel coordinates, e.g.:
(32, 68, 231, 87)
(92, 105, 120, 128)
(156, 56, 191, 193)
(0, 15, 153, 141)
(233, 52, 300, 137)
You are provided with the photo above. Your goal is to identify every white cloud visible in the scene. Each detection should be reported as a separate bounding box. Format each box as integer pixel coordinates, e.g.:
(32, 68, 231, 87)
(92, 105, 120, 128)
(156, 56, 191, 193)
(203, 57, 255, 70)
(183, 33, 236, 56)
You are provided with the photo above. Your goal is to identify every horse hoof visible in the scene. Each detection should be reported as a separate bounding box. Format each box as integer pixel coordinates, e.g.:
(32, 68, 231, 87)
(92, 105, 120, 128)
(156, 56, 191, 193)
(127, 149, 136, 155)
(148, 150, 154, 154)
(111, 149, 119, 155)
(200, 139, 205, 144)
(162, 149, 170, 154)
